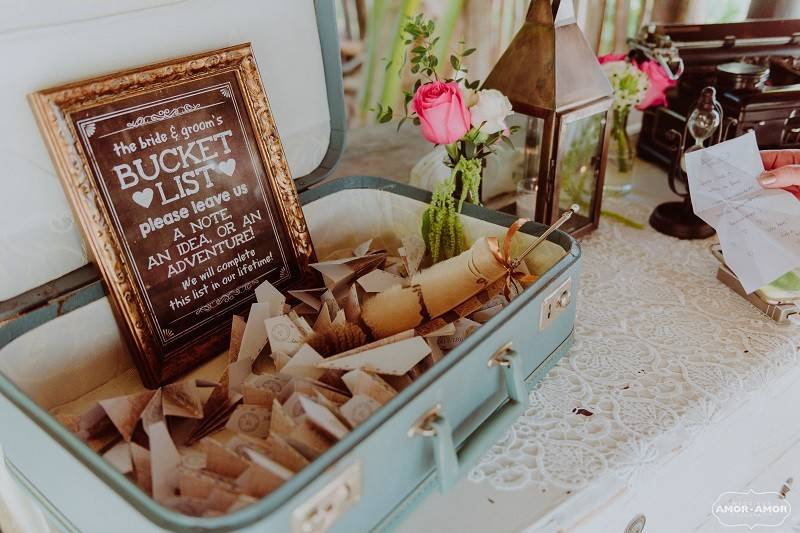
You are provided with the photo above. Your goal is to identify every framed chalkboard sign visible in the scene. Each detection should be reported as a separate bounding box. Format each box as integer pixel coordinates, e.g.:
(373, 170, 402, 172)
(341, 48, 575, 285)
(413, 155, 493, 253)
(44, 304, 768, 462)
(30, 44, 314, 387)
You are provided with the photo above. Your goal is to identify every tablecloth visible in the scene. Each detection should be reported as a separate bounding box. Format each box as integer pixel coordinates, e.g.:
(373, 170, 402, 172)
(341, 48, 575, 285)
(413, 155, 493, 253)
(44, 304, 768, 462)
(471, 196, 799, 491)
(393, 191, 800, 532)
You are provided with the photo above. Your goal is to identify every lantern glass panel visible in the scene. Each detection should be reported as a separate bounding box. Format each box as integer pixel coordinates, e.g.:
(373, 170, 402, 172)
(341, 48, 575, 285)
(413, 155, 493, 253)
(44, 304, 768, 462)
(507, 113, 544, 182)
(556, 111, 606, 233)
(506, 113, 544, 217)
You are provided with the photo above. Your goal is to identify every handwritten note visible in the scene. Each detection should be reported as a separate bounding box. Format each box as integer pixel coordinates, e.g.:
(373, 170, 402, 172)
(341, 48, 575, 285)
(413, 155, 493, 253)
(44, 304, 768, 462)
(686, 131, 800, 293)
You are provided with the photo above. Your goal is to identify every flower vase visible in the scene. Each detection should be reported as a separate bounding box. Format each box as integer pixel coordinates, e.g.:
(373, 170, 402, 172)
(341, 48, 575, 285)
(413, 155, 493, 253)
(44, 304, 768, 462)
(604, 109, 635, 196)
(409, 147, 518, 202)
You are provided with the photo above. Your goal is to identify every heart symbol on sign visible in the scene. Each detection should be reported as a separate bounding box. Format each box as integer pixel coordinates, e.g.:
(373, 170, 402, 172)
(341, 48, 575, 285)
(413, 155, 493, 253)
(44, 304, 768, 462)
(132, 188, 154, 208)
(218, 158, 236, 176)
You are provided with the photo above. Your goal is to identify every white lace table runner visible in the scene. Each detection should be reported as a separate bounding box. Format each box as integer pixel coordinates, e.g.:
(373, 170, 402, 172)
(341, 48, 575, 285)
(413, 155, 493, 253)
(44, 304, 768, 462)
(470, 199, 800, 491)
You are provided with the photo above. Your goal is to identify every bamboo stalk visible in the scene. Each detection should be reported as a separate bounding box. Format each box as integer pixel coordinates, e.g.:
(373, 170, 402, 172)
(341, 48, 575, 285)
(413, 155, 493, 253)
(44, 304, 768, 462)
(638, 0, 654, 30)
(342, 0, 353, 40)
(598, 0, 614, 54)
(379, 0, 423, 112)
(582, 0, 607, 54)
(613, 0, 630, 53)
(433, 0, 466, 74)
(358, 0, 388, 121)
(627, 0, 642, 46)
(355, 0, 368, 38)
(464, 0, 495, 81)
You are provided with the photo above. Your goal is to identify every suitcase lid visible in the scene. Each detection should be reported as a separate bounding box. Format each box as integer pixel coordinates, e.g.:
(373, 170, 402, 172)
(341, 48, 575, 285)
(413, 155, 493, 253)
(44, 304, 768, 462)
(0, 0, 345, 301)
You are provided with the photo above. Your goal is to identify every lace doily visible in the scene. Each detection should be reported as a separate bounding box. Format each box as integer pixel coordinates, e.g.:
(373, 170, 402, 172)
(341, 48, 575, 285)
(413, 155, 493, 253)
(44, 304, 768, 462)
(469, 198, 800, 491)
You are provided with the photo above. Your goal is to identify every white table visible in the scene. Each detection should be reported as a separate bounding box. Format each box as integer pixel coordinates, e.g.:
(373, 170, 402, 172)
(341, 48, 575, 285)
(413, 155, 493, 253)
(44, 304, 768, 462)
(383, 158, 800, 533)
(8, 128, 799, 533)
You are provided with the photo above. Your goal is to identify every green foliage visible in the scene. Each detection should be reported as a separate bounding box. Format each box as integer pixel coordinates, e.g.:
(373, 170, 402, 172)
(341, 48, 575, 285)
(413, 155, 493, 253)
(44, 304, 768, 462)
(558, 115, 603, 212)
(404, 14, 439, 78)
(358, 0, 388, 120)
(373, 12, 520, 263)
(442, 126, 519, 168)
(559, 114, 644, 229)
(432, 0, 466, 69)
(422, 164, 463, 263)
(600, 209, 644, 229)
(379, 16, 483, 125)
(421, 156, 483, 263)
(374, 102, 394, 124)
(380, 0, 423, 114)
(455, 157, 481, 208)
(611, 108, 632, 173)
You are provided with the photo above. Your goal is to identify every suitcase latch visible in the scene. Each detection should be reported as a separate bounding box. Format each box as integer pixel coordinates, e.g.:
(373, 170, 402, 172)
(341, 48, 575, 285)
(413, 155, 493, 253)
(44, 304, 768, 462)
(408, 404, 443, 438)
(291, 462, 362, 533)
(540, 277, 572, 330)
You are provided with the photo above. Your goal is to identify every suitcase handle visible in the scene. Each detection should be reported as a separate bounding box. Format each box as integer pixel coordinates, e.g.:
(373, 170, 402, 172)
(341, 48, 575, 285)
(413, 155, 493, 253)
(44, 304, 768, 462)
(408, 342, 527, 492)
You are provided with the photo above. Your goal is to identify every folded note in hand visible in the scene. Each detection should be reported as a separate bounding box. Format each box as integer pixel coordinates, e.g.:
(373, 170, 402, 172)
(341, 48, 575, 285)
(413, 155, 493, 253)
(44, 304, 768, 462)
(686, 131, 800, 293)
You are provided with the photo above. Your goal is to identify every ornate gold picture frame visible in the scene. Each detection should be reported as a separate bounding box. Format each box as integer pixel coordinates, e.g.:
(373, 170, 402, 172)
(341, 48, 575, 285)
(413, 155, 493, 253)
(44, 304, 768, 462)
(30, 44, 313, 387)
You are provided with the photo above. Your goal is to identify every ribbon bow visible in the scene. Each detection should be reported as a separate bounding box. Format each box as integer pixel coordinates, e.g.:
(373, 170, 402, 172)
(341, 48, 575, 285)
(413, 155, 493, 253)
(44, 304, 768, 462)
(487, 218, 539, 299)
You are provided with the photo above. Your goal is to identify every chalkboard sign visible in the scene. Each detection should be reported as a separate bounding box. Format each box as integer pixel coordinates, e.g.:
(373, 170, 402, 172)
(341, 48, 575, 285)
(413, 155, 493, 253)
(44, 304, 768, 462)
(30, 44, 314, 387)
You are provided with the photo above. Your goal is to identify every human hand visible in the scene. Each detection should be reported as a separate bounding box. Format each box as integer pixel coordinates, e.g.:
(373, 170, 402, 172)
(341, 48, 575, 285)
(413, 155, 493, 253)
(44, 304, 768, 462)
(758, 149, 800, 199)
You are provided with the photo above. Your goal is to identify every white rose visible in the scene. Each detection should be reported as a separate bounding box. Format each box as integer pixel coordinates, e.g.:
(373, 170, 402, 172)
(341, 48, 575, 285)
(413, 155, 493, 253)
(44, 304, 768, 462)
(463, 86, 479, 108)
(457, 74, 479, 107)
(469, 89, 513, 134)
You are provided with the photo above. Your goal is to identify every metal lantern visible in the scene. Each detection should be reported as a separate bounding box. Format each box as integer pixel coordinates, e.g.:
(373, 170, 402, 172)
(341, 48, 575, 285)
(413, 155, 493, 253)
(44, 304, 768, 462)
(483, 0, 614, 236)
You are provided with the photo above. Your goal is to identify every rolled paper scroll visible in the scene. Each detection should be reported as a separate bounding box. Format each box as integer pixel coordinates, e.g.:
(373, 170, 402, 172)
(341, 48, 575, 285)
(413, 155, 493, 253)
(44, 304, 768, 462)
(361, 237, 508, 339)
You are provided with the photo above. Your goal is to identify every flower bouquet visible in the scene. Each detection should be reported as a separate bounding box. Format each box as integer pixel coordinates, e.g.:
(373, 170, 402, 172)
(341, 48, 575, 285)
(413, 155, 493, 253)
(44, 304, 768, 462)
(599, 53, 677, 194)
(375, 14, 516, 263)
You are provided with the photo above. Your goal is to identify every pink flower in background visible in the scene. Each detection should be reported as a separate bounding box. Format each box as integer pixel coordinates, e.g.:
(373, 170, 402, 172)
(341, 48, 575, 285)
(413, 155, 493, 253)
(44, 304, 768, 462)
(635, 60, 677, 110)
(412, 81, 471, 145)
(597, 53, 677, 110)
(598, 53, 626, 64)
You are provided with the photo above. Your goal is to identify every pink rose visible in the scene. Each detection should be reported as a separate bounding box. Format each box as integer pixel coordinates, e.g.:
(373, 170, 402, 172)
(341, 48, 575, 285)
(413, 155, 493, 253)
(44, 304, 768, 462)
(598, 53, 627, 64)
(412, 81, 471, 145)
(635, 60, 677, 110)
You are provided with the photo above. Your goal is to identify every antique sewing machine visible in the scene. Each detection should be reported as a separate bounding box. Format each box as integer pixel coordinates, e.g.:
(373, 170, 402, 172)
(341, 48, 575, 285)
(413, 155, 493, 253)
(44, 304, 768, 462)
(634, 18, 800, 166)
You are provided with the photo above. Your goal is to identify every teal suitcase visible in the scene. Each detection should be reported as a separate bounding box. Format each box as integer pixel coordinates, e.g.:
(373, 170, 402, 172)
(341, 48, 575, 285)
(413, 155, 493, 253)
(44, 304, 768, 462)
(0, 177, 580, 533)
(0, 1, 580, 531)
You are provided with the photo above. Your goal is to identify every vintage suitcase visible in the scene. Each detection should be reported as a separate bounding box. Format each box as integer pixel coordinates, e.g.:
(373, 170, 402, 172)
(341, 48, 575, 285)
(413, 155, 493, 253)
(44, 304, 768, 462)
(0, 1, 581, 531)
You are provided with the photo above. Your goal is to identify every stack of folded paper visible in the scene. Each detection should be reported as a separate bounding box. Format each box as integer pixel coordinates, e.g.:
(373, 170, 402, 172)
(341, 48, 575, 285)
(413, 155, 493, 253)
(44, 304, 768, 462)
(53, 236, 527, 516)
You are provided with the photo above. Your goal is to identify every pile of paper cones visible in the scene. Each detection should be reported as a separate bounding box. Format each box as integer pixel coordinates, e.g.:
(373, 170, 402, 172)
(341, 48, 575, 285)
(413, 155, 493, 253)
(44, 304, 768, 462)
(55, 235, 533, 516)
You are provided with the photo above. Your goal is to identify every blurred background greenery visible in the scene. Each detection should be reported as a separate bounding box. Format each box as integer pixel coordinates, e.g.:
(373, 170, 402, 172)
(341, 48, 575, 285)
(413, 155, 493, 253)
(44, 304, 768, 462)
(335, 0, 787, 127)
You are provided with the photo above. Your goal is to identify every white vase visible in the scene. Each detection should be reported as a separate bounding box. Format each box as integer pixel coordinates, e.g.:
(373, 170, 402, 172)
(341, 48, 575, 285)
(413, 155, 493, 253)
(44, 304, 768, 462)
(409, 146, 521, 203)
